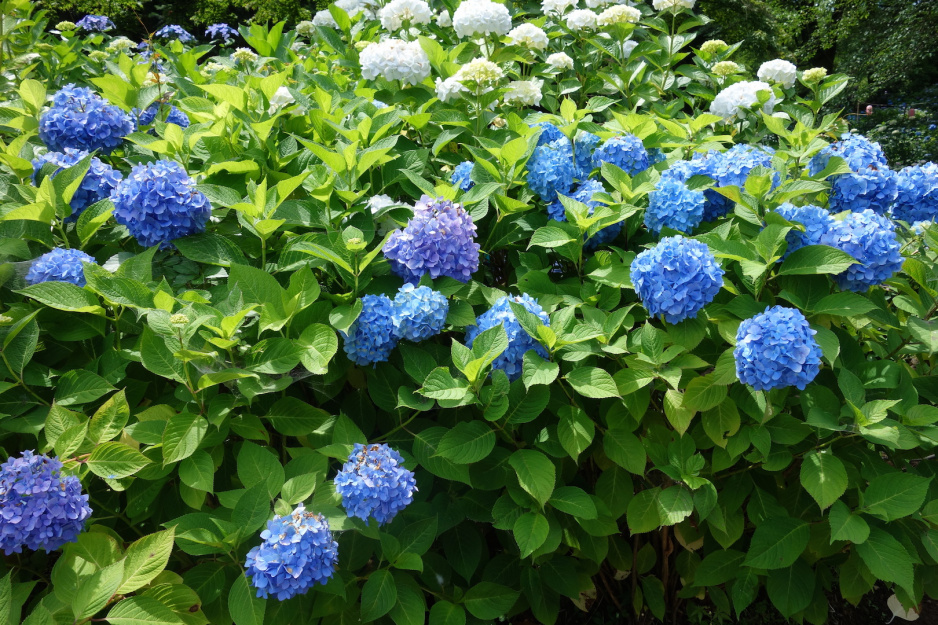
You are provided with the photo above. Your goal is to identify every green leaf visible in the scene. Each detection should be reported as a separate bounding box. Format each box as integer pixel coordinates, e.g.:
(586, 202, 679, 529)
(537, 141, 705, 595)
(106, 596, 184, 625)
(508, 449, 555, 507)
(162, 412, 208, 465)
(297, 324, 338, 374)
(627, 488, 662, 533)
(855, 528, 914, 592)
(237, 441, 285, 498)
(74, 560, 124, 619)
(266, 397, 330, 436)
(513, 512, 549, 558)
(88, 390, 131, 444)
(683, 376, 728, 412)
(429, 601, 466, 625)
(522, 352, 559, 388)
(811, 292, 877, 317)
(549, 486, 598, 519)
(604, 427, 647, 474)
(863, 473, 931, 521)
(557, 407, 595, 461)
(694, 550, 745, 586)
(565, 367, 620, 398)
(361, 570, 397, 622)
(436, 422, 495, 464)
(828, 500, 869, 544)
(0, 572, 10, 625)
(766, 560, 815, 618)
(232, 483, 272, 536)
(463, 582, 519, 620)
(419, 367, 472, 401)
(228, 574, 265, 625)
(55, 370, 115, 406)
(777, 244, 857, 275)
(799, 452, 847, 510)
(140, 328, 185, 383)
(907, 317, 938, 353)
(119, 529, 175, 593)
(179, 451, 214, 492)
(656, 486, 693, 526)
(744, 516, 810, 570)
(18, 282, 102, 313)
(88, 442, 150, 479)
(174, 233, 248, 267)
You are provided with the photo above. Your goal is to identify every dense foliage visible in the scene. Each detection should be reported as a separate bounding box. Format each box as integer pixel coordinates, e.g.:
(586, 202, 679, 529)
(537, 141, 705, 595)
(1, 0, 938, 624)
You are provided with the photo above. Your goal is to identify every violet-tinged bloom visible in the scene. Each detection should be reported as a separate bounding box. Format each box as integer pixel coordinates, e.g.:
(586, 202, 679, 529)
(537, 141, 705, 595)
(76, 15, 115, 31)
(383, 196, 480, 283)
(244, 504, 338, 600)
(25, 248, 96, 287)
(39, 84, 134, 154)
(342, 294, 398, 365)
(734, 306, 822, 390)
(527, 138, 575, 202)
(891, 162, 938, 224)
(820, 209, 904, 292)
(451, 161, 475, 191)
(135, 103, 190, 128)
(630, 236, 723, 323)
(154, 24, 195, 42)
(592, 134, 650, 176)
(31, 148, 122, 218)
(391, 284, 448, 341)
(335, 443, 417, 525)
(205, 23, 238, 42)
(808, 134, 897, 214)
(465, 294, 550, 380)
(773, 203, 833, 258)
(645, 177, 706, 235)
(0, 451, 92, 555)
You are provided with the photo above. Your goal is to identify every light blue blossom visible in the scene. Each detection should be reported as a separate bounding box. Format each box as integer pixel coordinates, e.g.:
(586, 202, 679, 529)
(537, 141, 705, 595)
(391, 284, 449, 341)
(527, 138, 575, 202)
(891, 162, 938, 224)
(808, 134, 897, 214)
(451, 161, 475, 191)
(25, 248, 96, 287)
(135, 103, 190, 128)
(735, 306, 822, 390)
(465, 294, 550, 381)
(574, 131, 601, 180)
(592, 134, 650, 176)
(205, 23, 238, 42)
(335, 443, 416, 526)
(154, 24, 195, 42)
(548, 179, 621, 249)
(645, 177, 706, 235)
(39, 85, 134, 154)
(31, 148, 122, 219)
(342, 294, 398, 365)
(820, 209, 904, 291)
(76, 15, 114, 31)
(773, 203, 834, 258)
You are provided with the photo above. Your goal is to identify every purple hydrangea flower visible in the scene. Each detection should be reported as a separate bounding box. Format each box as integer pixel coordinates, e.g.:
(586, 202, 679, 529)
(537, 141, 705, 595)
(820, 209, 904, 291)
(31, 148, 123, 219)
(335, 443, 417, 526)
(451, 161, 475, 191)
(645, 177, 706, 235)
(391, 284, 449, 341)
(548, 179, 622, 250)
(808, 134, 897, 214)
(592, 134, 650, 176)
(76, 15, 115, 31)
(244, 504, 338, 600)
(25, 248, 97, 287)
(154, 24, 195, 42)
(0, 451, 92, 555)
(891, 162, 938, 224)
(734, 306, 822, 390)
(527, 138, 575, 202)
(773, 203, 834, 258)
(205, 23, 238, 42)
(39, 85, 134, 154)
(134, 103, 190, 128)
(342, 294, 398, 365)
(465, 294, 550, 381)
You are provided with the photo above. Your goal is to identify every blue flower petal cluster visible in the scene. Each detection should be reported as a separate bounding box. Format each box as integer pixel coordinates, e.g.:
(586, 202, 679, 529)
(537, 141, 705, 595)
(31, 148, 123, 218)
(533, 121, 565, 146)
(342, 294, 398, 366)
(110, 160, 211, 248)
(135, 103, 190, 128)
(630, 236, 724, 323)
(892, 162, 938, 224)
(0, 451, 92, 555)
(205, 23, 238, 42)
(244, 503, 338, 600)
(335, 443, 417, 526)
(592, 134, 650, 176)
(383, 196, 480, 283)
(76, 14, 114, 31)
(647, 147, 667, 165)
(465, 294, 550, 381)
(25, 248, 97, 287)
(451, 161, 475, 191)
(711, 144, 777, 188)
(808, 134, 897, 214)
(773, 203, 834, 258)
(734, 306, 822, 390)
(820, 209, 904, 291)
(645, 177, 706, 235)
(663, 153, 732, 222)
(548, 179, 621, 250)
(527, 138, 575, 202)
(39, 85, 134, 154)
(154, 24, 195, 42)
(392, 284, 449, 342)
(574, 131, 601, 180)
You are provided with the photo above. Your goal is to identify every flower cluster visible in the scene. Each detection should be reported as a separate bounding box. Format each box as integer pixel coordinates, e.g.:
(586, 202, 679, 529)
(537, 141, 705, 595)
(543, 0, 576, 15)
(503, 79, 544, 106)
(734, 306, 822, 390)
(700, 39, 728, 55)
(802, 67, 828, 83)
(548, 179, 620, 249)
(892, 163, 938, 224)
(31, 148, 123, 218)
(136, 103, 190, 128)
(451, 161, 475, 191)
(205, 23, 238, 42)
(645, 177, 706, 234)
(155, 25, 195, 42)
(774, 203, 833, 258)
(379, 0, 432, 31)
(233, 47, 258, 63)
(712, 61, 740, 77)
(360, 39, 430, 85)
(534, 121, 565, 146)
(631, 236, 724, 323)
(335, 444, 417, 525)
(757, 59, 797, 88)
(466, 294, 551, 380)
(808, 133, 897, 214)
(508, 23, 548, 49)
(574, 131, 601, 179)
(453, 0, 512, 38)
(108, 37, 135, 52)
(244, 504, 338, 600)
(391, 284, 449, 341)
(547, 52, 574, 70)
(0, 451, 92, 555)
(110, 160, 211, 248)
(592, 134, 650, 175)
(342, 294, 398, 365)
(820, 209, 904, 292)
(653, 0, 695, 11)
(25, 248, 97, 287)
(567, 9, 598, 31)
(527, 138, 575, 202)
(598, 5, 641, 25)
(710, 80, 779, 120)
(39, 85, 134, 154)
(76, 14, 115, 31)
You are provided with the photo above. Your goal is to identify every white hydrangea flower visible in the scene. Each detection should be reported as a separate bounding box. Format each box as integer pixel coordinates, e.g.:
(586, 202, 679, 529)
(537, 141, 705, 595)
(699, 39, 727, 54)
(502, 79, 543, 106)
(203, 61, 227, 73)
(802, 67, 828, 83)
(757, 59, 797, 89)
(233, 47, 258, 62)
(360, 38, 431, 85)
(542, 0, 577, 15)
(710, 80, 780, 120)
(547, 51, 574, 69)
(435, 76, 467, 102)
(267, 86, 295, 114)
(597, 4, 640, 24)
(335, 0, 375, 18)
(142, 72, 169, 87)
(296, 20, 316, 36)
(452, 0, 512, 38)
(368, 194, 405, 235)
(712, 61, 740, 76)
(652, 0, 694, 11)
(507, 23, 548, 50)
(455, 57, 505, 85)
(379, 0, 432, 31)
(566, 9, 598, 31)
(585, 0, 619, 7)
(437, 9, 452, 26)
(313, 10, 339, 27)
(621, 39, 639, 57)
(107, 37, 135, 52)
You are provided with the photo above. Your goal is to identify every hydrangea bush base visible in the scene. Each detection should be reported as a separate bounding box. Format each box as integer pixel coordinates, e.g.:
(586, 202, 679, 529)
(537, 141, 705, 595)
(0, 1, 936, 624)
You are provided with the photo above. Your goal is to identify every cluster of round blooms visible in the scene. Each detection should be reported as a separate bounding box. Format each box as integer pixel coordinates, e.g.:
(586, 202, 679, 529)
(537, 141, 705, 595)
(391, 284, 449, 341)
(712, 61, 740, 76)
(136, 103, 190, 128)
(360, 39, 430, 86)
(620, 40, 639, 58)
(574, 131, 601, 179)
(646, 177, 706, 235)
(155, 25, 195, 42)
(503, 79, 544, 107)
(205, 23, 238, 42)
(710, 80, 779, 120)
(593, 134, 649, 175)
(597, 5, 641, 25)
(437, 10, 452, 26)
(820, 209, 904, 292)
(142, 71, 170, 87)
(335, 0, 374, 18)
(892, 163, 938, 224)
(542, 0, 576, 15)
(244, 504, 338, 600)
(295, 20, 316, 36)
(342, 294, 398, 365)
(451, 161, 475, 191)
(508, 23, 548, 49)
(107, 36, 135, 52)
(25, 248, 96, 287)
(585, 0, 616, 7)
(809, 134, 897, 214)
(87, 50, 109, 62)
(39, 85, 134, 154)
(453, 0, 512, 38)
(233, 47, 259, 63)
(802, 67, 828, 83)
(31, 148, 122, 217)
(663, 154, 728, 222)
(383, 196, 480, 283)
(527, 138, 575, 202)
(55, 21, 76, 30)
(110, 160, 211, 248)
(455, 57, 504, 87)
(533, 121, 565, 146)
(435, 76, 467, 102)
(713, 144, 778, 188)
(652, 0, 695, 11)
(699, 39, 727, 54)
(547, 52, 574, 70)
(774, 203, 834, 258)
(566, 9, 598, 31)
(734, 306, 821, 390)
(335, 444, 417, 525)
(76, 14, 114, 31)
(202, 61, 227, 74)
(379, 0, 432, 31)
(552, 179, 622, 249)
(757, 59, 797, 88)
(466, 294, 551, 380)
(631, 236, 724, 323)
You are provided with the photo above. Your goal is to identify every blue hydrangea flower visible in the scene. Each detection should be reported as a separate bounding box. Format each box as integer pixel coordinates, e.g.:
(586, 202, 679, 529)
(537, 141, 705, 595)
(548, 179, 622, 250)
(39, 85, 134, 154)
(383, 196, 480, 283)
(773, 203, 834, 258)
(154, 24, 195, 42)
(342, 294, 398, 365)
(808, 134, 897, 214)
(372, 100, 387, 109)
(663, 153, 733, 222)
(574, 131, 601, 180)
(645, 177, 706, 235)
(592, 134, 650, 176)
(527, 138, 575, 202)
(711, 144, 778, 188)
(451, 161, 475, 191)
(647, 148, 667, 165)
(335, 443, 417, 526)
(734, 306, 822, 390)
(533, 121, 565, 146)
(820, 209, 904, 291)
(135, 103, 190, 128)
(110, 160, 210, 248)
(630, 236, 724, 324)
(76, 15, 114, 31)
(465, 294, 550, 381)
(891, 162, 938, 224)
(244, 503, 338, 600)
(25, 248, 96, 287)
(31, 148, 123, 219)
(0, 451, 92, 555)
(391, 284, 449, 341)
(205, 23, 238, 42)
